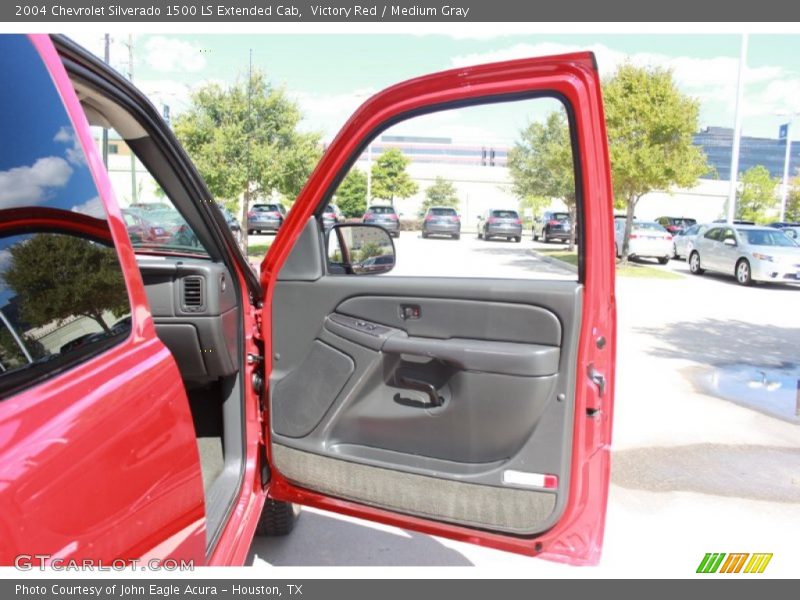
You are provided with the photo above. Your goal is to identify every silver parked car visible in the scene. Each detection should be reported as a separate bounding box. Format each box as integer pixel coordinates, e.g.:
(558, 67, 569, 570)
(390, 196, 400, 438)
(422, 206, 461, 239)
(672, 223, 709, 259)
(614, 220, 672, 264)
(689, 224, 800, 285)
(478, 209, 523, 242)
(247, 202, 287, 235)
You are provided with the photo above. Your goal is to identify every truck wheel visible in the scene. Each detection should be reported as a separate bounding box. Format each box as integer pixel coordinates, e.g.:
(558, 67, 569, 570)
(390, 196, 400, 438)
(255, 499, 301, 536)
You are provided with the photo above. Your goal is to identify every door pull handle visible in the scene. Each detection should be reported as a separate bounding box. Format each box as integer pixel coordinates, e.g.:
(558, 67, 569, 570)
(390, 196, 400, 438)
(394, 375, 444, 407)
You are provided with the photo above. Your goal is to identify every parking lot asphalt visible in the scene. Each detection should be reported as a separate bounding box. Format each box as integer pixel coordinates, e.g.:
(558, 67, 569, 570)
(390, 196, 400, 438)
(249, 231, 800, 574)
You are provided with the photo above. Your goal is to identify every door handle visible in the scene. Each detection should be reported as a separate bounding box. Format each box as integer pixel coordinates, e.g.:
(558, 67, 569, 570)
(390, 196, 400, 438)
(394, 375, 444, 407)
(587, 363, 606, 397)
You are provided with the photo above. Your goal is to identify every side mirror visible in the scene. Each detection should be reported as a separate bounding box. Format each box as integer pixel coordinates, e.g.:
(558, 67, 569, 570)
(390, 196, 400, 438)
(723, 237, 737, 247)
(326, 223, 396, 276)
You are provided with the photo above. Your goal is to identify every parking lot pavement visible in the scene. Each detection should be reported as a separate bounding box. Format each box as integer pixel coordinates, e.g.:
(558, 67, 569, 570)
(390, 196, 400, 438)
(249, 231, 800, 574)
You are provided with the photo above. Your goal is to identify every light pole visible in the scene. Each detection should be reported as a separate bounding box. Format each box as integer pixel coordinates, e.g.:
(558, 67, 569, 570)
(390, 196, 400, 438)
(726, 33, 748, 224)
(366, 142, 373, 204)
(776, 112, 799, 222)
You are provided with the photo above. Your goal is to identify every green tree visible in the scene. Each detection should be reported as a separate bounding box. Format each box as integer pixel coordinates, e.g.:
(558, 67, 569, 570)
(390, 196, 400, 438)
(603, 64, 709, 262)
(371, 147, 418, 206)
(354, 241, 384, 263)
(419, 176, 459, 216)
(508, 111, 577, 249)
(173, 70, 322, 250)
(735, 165, 778, 222)
(517, 195, 551, 226)
(4, 234, 129, 334)
(335, 168, 368, 218)
(783, 177, 800, 223)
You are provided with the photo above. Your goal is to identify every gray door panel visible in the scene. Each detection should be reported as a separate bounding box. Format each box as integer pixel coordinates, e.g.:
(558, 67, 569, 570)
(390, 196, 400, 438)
(269, 220, 582, 535)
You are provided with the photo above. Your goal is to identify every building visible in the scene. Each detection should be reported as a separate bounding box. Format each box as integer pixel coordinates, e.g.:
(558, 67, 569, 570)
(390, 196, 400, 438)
(694, 126, 800, 180)
(94, 125, 796, 227)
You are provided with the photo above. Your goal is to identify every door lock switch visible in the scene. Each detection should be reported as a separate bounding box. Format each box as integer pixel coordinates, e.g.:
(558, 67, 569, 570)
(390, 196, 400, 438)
(400, 304, 421, 320)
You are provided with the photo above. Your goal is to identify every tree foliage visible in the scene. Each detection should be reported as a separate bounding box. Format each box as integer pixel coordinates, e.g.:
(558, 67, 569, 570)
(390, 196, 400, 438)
(603, 64, 709, 261)
(419, 176, 459, 216)
(3, 234, 129, 334)
(370, 148, 418, 205)
(173, 70, 322, 248)
(784, 177, 800, 223)
(335, 168, 368, 218)
(508, 111, 577, 248)
(736, 165, 778, 222)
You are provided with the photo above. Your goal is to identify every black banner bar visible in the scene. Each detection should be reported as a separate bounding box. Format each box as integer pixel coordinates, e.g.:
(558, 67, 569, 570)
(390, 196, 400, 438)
(2, 0, 800, 22)
(2, 580, 790, 600)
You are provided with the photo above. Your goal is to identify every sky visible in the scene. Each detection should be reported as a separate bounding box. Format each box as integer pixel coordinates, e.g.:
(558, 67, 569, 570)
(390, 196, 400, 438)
(64, 32, 800, 145)
(0, 36, 104, 306)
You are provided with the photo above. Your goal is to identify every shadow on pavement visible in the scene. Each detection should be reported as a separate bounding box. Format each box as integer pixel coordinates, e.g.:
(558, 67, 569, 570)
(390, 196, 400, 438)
(471, 246, 577, 276)
(612, 444, 800, 503)
(635, 318, 800, 368)
(247, 509, 474, 566)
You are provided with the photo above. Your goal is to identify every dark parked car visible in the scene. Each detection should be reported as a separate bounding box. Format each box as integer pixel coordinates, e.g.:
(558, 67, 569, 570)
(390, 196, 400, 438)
(712, 218, 755, 225)
(362, 204, 400, 237)
(121, 208, 169, 244)
(355, 254, 396, 274)
(768, 221, 800, 229)
(478, 209, 522, 242)
(533, 211, 572, 243)
(656, 216, 697, 235)
(217, 204, 242, 243)
(422, 206, 461, 239)
(322, 204, 342, 230)
(248, 202, 286, 235)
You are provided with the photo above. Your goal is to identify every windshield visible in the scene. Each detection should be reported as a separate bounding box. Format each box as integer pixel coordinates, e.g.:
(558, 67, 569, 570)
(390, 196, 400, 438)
(429, 208, 457, 216)
(550, 213, 570, 220)
(253, 204, 280, 212)
(738, 228, 798, 247)
(491, 210, 519, 218)
(682, 225, 699, 235)
(369, 206, 396, 214)
(634, 222, 668, 232)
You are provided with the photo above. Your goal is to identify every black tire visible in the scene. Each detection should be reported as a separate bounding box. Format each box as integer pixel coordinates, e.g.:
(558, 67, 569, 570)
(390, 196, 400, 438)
(477, 230, 483, 239)
(736, 258, 753, 286)
(247, 229, 254, 235)
(514, 236, 522, 243)
(657, 257, 669, 265)
(421, 231, 428, 239)
(532, 228, 538, 241)
(255, 499, 301, 537)
(453, 234, 460, 240)
(689, 251, 704, 275)
(394, 231, 400, 238)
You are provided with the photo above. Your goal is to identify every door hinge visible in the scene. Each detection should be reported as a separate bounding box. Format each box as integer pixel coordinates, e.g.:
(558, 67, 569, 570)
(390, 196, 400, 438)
(251, 301, 263, 341)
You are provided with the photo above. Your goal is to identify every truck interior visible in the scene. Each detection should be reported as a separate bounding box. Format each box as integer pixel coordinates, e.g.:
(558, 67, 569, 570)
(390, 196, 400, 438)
(58, 38, 260, 554)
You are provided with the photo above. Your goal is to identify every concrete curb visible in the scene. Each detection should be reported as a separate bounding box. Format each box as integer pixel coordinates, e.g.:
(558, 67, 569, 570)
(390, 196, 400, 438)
(530, 249, 579, 273)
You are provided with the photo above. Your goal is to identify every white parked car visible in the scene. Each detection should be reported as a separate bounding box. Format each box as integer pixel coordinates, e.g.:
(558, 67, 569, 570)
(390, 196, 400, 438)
(689, 224, 800, 285)
(672, 223, 709, 259)
(614, 220, 673, 264)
